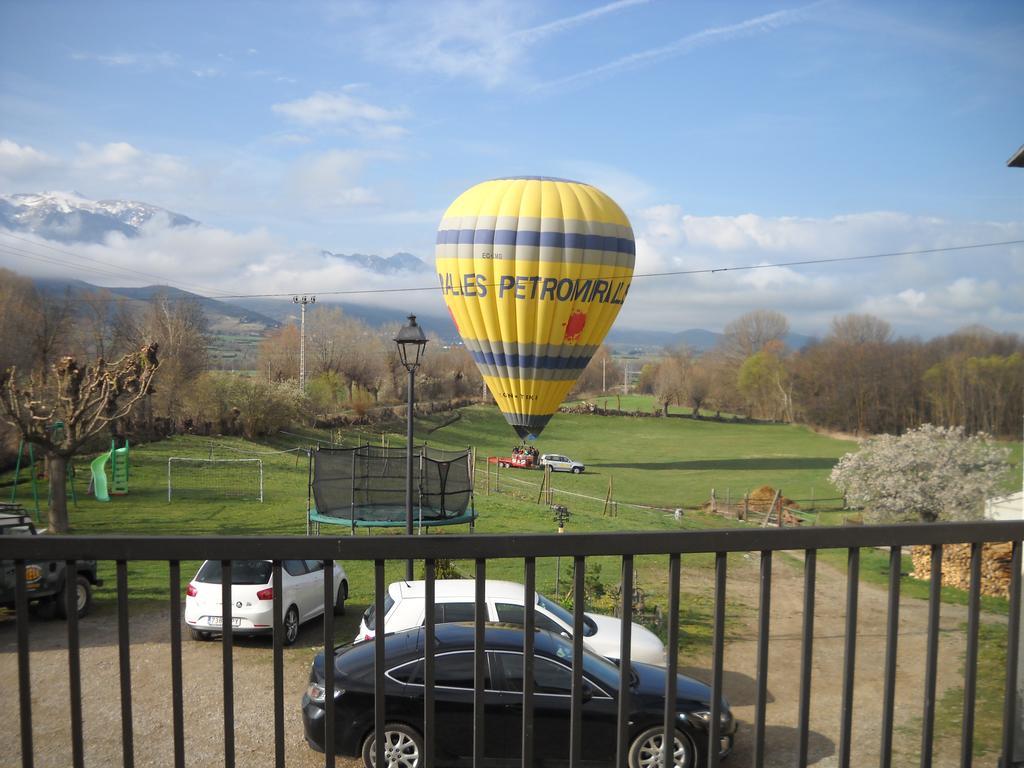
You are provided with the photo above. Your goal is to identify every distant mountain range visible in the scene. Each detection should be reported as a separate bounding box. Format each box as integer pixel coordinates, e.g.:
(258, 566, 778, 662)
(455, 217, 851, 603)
(1, 191, 431, 274)
(322, 250, 430, 273)
(0, 191, 197, 243)
(7, 191, 813, 351)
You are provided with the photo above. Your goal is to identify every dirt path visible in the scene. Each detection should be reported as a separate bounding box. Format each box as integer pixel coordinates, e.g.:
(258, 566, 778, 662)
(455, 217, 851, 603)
(0, 554, 987, 767)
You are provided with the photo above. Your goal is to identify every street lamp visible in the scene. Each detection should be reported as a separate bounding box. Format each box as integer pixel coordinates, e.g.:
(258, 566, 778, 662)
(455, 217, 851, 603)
(394, 314, 428, 579)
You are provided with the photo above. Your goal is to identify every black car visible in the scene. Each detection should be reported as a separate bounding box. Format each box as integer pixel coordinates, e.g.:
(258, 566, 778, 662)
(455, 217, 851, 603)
(0, 509, 102, 619)
(302, 622, 735, 767)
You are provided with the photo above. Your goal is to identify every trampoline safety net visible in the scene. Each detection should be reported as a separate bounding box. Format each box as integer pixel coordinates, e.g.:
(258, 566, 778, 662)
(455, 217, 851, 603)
(311, 445, 473, 525)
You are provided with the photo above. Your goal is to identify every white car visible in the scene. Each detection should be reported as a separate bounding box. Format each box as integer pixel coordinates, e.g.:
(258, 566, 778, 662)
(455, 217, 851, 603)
(539, 453, 585, 473)
(355, 579, 666, 667)
(185, 559, 348, 646)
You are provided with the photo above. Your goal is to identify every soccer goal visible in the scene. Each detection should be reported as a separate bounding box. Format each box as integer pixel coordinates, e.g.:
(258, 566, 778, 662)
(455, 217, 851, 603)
(167, 457, 264, 502)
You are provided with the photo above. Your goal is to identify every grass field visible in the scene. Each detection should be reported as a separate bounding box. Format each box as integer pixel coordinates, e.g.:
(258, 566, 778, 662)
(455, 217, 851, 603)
(3, 403, 1019, 754)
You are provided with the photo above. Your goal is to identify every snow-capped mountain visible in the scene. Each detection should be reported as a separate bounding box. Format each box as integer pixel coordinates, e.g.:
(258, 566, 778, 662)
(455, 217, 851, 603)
(322, 249, 431, 273)
(0, 191, 196, 244)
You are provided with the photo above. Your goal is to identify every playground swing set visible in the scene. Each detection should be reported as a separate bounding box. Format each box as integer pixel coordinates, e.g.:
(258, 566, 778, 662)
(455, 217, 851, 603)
(9, 434, 131, 518)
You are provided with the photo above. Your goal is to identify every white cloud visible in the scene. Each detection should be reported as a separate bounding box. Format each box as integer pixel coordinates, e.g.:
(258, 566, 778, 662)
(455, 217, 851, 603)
(284, 149, 384, 209)
(73, 142, 194, 189)
(71, 51, 179, 70)
(535, 2, 825, 92)
(272, 90, 408, 137)
(621, 206, 1024, 336)
(362, 0, 647, 88)
(0, 139, 59, 178)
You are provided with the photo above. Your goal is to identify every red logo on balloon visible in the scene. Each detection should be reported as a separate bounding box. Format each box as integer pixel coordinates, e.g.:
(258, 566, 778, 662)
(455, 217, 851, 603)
(563, 310, 587, 342)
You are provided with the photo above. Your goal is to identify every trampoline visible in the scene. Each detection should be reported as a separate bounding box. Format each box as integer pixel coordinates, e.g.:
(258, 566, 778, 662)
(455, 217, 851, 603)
(306, 444, 476, 535)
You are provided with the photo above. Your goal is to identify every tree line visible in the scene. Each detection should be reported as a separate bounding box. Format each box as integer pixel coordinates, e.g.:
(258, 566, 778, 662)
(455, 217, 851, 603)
(633, 309, 1023, 436)
(2, 268, 1020, 481)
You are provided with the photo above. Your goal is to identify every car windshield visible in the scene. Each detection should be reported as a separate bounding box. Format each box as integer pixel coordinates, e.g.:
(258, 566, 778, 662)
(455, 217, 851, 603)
(537, 593, 597, 637)
(545, 633, 623, 691)
(195, 560, 272, 585)
(363, 593, 395, 630)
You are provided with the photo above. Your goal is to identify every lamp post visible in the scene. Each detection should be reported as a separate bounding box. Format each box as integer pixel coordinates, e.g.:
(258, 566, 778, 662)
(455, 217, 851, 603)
(394, 315, 428, 580)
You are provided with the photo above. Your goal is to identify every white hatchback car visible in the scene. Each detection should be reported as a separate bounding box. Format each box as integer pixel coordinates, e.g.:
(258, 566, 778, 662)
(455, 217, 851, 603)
(185, 559, 348, 645)
(355, 579, 666, 666)
(539, 454, 586, 473)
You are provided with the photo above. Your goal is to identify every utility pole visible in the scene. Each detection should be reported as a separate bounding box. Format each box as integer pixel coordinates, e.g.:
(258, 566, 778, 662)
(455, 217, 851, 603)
(623, 363, 630, 395)
(292, 295, 315, 390)
(602, 357, 606, 393)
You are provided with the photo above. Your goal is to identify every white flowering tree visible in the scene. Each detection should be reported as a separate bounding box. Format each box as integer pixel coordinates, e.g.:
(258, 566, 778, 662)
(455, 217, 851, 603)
(830, 424, 1011, 523)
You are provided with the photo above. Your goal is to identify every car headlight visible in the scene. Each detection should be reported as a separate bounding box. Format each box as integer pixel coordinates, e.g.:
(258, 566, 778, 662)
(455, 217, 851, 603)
(306, 683, 344, 704)
(680, 710, 728, 726)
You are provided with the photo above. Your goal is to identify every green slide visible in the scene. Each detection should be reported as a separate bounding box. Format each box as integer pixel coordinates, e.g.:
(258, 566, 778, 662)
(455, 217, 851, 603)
(90, 452, 111, 502)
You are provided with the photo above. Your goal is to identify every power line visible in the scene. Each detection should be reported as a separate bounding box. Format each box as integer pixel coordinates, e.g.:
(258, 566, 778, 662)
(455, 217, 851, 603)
(2, 235, 1020, 303)
(208, 238, 1024, 299)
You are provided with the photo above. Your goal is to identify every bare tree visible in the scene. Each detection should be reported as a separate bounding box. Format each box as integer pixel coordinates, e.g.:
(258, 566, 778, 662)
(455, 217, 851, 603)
(719, 309, 790, 362)
(1, 345, 159, 533)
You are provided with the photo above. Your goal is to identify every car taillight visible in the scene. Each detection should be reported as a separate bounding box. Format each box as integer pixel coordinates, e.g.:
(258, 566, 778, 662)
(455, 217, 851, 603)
(186, 583, 198, 597)
(256, 587, 273, 600)
(364, 634, 372, 641)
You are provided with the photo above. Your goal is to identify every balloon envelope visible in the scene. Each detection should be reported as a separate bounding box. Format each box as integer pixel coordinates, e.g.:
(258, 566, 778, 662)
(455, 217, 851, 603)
(436, 177, 635, 438)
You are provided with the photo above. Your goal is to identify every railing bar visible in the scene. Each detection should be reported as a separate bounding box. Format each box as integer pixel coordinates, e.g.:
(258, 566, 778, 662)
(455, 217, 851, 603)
(960, 543, 981, 768)
(373, 560, 385, 768)
(664, 553, 680, 768)
(1001, 541, 1022, 765)
(571, 555, 585, 768)
(116, 560, 134, 768)
(523, 557, 536, 768)
(753, 550, 771, 768)
(921, 545, 942, 768)
(838, 547, 859, 768)
(424, 559, 436, 768)
(221, 560, 234, 768)
(710, 552, 726, 768)
(6, 521, 1024, 561)
(323, 559, 336, 768)
(880, 546, 901, 768)
(15, 559, 33, 768)
(272, 561, 285, 768)
(66, 561, 84, 768)
(616, 555, 633, 768)
(169, 561, 185, 768)
(797, 549, 816, 768)
(474, 559, 486, 767)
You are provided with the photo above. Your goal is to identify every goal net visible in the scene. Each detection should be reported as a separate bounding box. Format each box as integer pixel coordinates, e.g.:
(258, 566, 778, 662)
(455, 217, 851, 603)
(167, 457, 264, 502)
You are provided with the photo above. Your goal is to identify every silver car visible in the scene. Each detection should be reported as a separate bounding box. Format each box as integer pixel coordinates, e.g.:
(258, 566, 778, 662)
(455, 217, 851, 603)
(540, 453, 585, 473)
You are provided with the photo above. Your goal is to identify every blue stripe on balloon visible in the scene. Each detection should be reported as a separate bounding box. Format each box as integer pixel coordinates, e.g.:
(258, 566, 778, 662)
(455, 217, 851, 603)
(470, 350, 591, 371)
(436, 228, 635, 255)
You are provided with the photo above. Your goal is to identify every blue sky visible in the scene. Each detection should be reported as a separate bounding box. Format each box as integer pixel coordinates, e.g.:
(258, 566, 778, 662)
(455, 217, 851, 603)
(1, 0, 1022, 337)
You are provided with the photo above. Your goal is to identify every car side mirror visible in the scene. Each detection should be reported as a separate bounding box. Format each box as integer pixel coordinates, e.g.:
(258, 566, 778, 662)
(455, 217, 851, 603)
(581, 682, 594, 703)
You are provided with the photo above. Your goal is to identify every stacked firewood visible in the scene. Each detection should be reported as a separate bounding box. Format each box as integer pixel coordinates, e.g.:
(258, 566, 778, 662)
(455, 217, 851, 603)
(910, 542, 1016, 598)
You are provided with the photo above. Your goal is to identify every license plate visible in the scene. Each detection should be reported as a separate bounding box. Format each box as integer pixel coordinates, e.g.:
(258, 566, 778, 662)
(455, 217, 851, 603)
(209, 616, 241, 627)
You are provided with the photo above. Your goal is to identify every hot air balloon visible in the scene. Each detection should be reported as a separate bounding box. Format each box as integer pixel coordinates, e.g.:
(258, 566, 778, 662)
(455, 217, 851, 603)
(436, 176, 635, 439)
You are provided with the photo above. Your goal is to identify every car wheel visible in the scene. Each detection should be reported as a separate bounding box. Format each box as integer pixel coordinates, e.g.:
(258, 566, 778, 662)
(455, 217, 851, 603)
(361, 722, 423, 768)
(571, 466, 582, 474)
(283, 606, 300, 646)
(189, 627, 212, 641)
(628, 726, 694, 768)
(56, 575, 92, 619)
(334, 580, 348, 616)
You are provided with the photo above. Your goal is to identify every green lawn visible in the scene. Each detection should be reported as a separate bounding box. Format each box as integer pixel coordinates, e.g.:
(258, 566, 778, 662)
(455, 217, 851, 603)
(3, 404, 1018, 740)
(416, 403, 856, 511)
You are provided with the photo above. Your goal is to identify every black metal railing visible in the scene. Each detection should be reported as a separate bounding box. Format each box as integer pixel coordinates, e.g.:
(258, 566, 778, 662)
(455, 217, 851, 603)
(3, 520, 1024, 768)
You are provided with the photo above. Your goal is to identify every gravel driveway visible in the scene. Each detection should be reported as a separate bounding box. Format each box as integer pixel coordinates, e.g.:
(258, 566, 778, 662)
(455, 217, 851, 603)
(0, 553, 989, 768)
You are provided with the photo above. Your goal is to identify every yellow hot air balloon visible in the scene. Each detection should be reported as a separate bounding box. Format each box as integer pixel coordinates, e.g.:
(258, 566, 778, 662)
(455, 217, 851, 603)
(436, 177, 635, 439)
